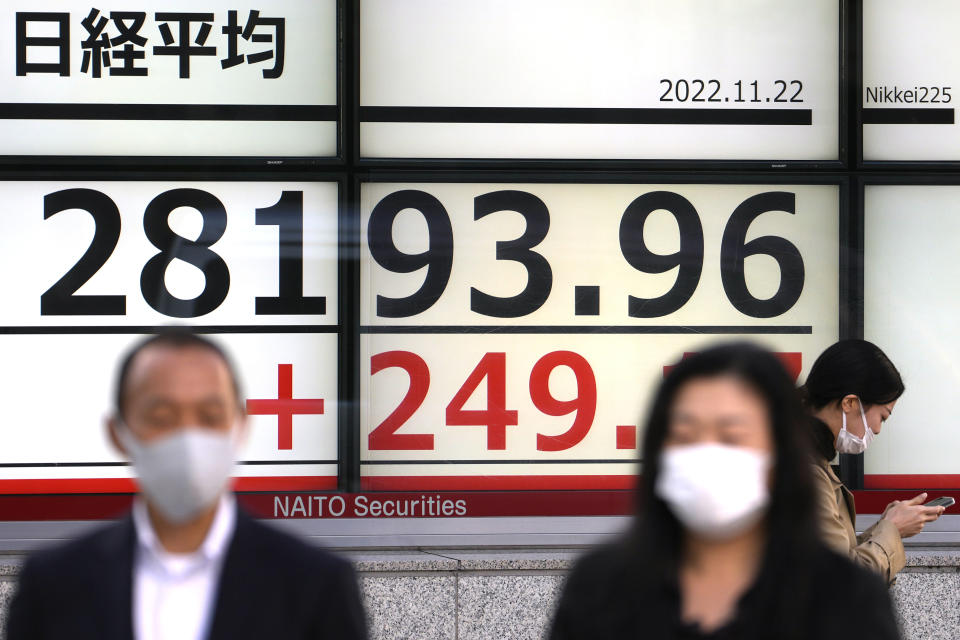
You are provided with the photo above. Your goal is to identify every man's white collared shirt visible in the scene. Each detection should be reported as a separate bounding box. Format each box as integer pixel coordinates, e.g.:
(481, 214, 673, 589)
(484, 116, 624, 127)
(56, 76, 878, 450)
(131, 494, 236, 640)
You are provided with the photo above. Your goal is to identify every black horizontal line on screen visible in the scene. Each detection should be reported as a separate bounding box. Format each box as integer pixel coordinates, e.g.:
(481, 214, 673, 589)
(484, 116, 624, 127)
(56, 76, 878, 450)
(361, 459, 639, 465)
(862, 108, 955, 125)
(0, 103, 338, 122)
(0, 325, 337, 335)
(360, 106, 812, 126)
(0, 460, 336, 468)
(237, 460, 337, 466)
(361, 325, 812, 335)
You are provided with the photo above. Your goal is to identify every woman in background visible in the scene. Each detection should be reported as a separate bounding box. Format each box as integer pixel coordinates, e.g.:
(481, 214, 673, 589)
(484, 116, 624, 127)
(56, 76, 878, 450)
(549, 343, 898, 640)
(802, 339, 943, 585)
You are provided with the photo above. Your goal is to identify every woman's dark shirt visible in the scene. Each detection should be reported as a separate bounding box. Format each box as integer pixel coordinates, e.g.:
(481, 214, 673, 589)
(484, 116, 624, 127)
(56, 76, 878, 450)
(549, 539, 900, 640)
(809, 415, 837, 463)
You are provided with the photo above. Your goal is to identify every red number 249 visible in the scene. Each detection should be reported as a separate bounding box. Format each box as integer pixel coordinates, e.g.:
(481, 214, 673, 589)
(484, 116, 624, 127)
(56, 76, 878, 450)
(368, 351, 597, 452)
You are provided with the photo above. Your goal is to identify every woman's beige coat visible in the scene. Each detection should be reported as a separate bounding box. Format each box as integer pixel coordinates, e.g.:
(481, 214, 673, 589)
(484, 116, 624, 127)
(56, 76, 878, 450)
(812, 458, 906, 585)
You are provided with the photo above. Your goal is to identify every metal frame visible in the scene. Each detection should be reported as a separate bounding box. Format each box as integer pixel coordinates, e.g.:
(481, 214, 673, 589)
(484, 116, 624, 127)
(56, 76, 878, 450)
(7, 0, 960, 542)
(4, 514, 960, 550)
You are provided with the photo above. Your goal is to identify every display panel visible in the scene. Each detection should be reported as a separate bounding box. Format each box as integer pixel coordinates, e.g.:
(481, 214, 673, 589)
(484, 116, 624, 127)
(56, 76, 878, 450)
(360, 181, 841, 489)
(864, 184, 960, 488)
(359, 0, 841, 162)
(0, 180, 340, 493)
(0, 1, 338, 158)
(862, 0, 960, 162)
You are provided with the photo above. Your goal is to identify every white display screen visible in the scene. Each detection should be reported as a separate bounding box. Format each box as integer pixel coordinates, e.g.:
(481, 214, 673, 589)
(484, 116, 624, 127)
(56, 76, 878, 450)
(359, 0, 840, 161)
(359, 182, 840, 489)
(862, 0, 959, 162)
(864, 185, 960, 483)
(1, 1, 338, 157)
(0, 180, 340, 493)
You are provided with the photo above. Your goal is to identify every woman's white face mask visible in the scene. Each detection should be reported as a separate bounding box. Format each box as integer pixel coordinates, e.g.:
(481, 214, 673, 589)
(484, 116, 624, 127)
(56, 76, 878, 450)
(655, 443, 772, 540)
(835, 399, 875, 455)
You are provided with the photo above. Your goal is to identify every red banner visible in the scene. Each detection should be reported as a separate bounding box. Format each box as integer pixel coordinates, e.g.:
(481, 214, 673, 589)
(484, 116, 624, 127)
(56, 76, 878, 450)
(0, 488, 957, 521)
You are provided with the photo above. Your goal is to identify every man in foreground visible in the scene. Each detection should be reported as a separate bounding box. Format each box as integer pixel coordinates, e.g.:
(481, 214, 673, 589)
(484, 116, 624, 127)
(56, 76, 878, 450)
(6, 330, 367, 640)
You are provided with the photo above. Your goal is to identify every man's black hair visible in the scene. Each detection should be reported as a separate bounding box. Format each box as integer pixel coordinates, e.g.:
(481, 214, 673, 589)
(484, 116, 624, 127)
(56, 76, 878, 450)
(114, 329, 242, 418)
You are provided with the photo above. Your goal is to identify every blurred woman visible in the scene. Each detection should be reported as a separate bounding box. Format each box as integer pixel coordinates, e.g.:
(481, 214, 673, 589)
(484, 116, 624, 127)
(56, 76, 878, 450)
(802, 339, 943, 585)
(549, 343, 899, 640)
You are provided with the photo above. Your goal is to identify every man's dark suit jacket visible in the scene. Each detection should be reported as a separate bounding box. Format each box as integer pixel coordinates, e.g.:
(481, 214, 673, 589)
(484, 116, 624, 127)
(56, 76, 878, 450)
(5, 507, 368, 640)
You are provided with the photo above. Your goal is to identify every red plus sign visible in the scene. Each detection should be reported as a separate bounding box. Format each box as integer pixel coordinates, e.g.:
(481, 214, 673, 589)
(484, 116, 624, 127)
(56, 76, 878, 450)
(246, 364, 324, 450)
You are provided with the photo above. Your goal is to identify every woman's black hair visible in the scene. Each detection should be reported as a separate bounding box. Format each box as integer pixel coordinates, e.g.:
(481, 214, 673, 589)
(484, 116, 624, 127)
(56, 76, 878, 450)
(800, 339, 904, 410)
(629, 342, 819, 638)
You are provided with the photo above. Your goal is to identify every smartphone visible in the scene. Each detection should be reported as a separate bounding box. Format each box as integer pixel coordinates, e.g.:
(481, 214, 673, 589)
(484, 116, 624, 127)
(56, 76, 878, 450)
(924, 496, 956, 509)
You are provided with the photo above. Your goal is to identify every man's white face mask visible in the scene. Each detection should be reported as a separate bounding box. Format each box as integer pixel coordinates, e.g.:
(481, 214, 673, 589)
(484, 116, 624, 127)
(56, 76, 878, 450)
(835, 398, 875, 455)
(118, 424, 238, 524)
(655, 443, 772, 540)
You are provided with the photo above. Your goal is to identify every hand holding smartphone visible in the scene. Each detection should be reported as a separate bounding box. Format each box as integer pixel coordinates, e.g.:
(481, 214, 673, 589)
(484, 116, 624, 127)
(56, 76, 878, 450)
(883, 494, 949, 538)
